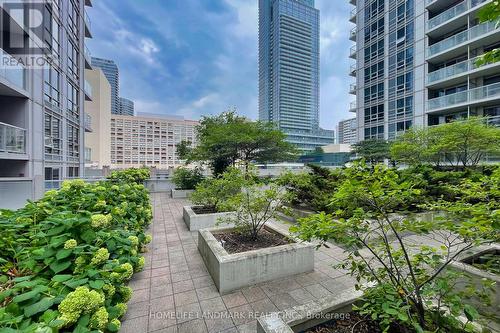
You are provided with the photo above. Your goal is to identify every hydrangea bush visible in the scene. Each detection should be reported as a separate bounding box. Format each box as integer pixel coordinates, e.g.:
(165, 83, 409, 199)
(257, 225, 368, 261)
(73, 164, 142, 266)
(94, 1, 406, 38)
(0, 170, 153, 332)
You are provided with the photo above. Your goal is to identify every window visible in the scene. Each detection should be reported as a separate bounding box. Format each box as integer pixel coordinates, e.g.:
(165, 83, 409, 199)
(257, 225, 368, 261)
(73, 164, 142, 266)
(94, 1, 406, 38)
(45, 167, 61, 181)
(68, 0, 79, 38)
(43, 5, 60, 58)
(364, 82, 384, 103)
(44, 114, 62, 155)
(364, 104, 384, 124)
(44, 65, 60, 106)
(67, 124, 80, 158)
(364, 125, 384, 140)
(67, 82, 79, 122)
(389, 71, 413, 95)
(364, 39, 384, 62)
(67, 167, 79, 178)
(389, 96, 413, 120)
(364, 60, 384, 83)
(67, 40, 79, 81)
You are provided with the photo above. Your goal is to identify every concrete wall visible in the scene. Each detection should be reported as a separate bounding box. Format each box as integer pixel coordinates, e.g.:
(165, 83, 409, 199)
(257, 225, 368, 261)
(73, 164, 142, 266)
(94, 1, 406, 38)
(183, 205, 234, 231)
(198, 224, 314, 294)
(84, 68, 111, 169)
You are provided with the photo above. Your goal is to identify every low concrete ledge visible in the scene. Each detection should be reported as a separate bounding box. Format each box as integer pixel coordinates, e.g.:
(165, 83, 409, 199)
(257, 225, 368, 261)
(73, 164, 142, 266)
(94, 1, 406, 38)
(183, 205, 235, 231)
(171, 189, 194, 199)
(198, 224, 314, 295)
(257, 287, 362, 333)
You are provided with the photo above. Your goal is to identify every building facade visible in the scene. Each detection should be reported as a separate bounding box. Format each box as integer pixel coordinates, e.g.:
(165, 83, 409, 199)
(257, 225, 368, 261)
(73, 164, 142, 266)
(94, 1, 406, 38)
(91, 57, 120, 115)
(338, 117, 358, 144)
(110, 113, 198, 170)
(350, 0, 500, 142)
(0, 0, 92, 209)
(258, 0, 335, 151)
(84, 68, 111, 169)
(119, 97, 134, 116)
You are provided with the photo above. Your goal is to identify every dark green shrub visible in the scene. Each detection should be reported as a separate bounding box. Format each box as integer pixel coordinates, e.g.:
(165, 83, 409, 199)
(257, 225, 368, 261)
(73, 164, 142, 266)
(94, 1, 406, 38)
(171, 167, 204, 190)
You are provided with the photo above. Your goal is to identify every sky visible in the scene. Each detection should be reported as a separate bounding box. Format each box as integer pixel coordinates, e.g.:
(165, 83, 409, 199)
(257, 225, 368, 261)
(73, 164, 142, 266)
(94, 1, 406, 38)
(87, 0, 354, 131)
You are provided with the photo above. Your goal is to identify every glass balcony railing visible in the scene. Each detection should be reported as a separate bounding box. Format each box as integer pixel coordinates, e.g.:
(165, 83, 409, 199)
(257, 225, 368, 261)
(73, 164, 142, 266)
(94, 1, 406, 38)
(84, 79, 92, 99)
(0, 122, 26, 154)
(85, 113, 92, 132)
(427, 0, 488, 31)
(0, 49, 26, 90)
(349, 45, 356, 58)
(427, 21, 499, 57)
(427, 55, 498, 84)
(349, 101, 357, 111)
(427, 82, 500, 111)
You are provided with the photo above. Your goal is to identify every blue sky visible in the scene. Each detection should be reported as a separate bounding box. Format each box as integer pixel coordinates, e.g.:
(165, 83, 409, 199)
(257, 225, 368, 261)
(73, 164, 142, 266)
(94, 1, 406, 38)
(87, 0, 354, 131)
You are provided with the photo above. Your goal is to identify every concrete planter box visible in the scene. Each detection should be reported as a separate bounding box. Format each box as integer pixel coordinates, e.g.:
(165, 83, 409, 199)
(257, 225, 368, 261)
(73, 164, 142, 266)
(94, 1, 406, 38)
(183, 205, 235, 231)
(198, 224, 314, 294)
(277, 206, 315, 223)
(171, 189, 194, 199)
(258, 287, 362, 333)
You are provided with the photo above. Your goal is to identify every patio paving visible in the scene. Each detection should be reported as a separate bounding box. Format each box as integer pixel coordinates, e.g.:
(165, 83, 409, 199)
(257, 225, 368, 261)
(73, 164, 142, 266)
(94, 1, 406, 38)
(121, 192, 355, 333)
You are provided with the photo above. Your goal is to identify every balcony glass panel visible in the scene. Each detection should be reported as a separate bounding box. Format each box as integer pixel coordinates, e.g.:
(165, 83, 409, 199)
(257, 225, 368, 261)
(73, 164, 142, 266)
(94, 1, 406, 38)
(0, 49, 26, 89)
(428, 1, 468, 30)
(0, 122, 26, 154)
(428, 21, 498, 57)
(427, 56, 494, 84)
(427, 82, 500, 110)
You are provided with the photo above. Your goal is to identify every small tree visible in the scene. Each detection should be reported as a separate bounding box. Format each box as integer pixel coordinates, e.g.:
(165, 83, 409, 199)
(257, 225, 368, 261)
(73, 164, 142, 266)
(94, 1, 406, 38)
(292, 162, 497, 332)
(220, 183, 290, 240)
(390, 127, 442, 166)
(190, 168, 245, 212)
(186, 110, 296, 175)
(176, 140, 192, 161)
(352, 139, 390, 165)
(171, 167, 204, 190)
(477, 3, 500, 65)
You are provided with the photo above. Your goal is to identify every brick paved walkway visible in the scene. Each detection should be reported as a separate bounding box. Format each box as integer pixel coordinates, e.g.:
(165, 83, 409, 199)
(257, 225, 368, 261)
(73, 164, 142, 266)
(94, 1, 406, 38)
(121, 192, 355, 333)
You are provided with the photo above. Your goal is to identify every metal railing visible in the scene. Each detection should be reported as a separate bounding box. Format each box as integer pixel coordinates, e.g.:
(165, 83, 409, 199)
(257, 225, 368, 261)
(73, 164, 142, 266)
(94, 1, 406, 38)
(427, 0, 488, 31)
(427, 55, 499, 84)
(0, 122, 26, 154)
(427, 82, 500, 111)
(84, 11, 91, 32)
(428, 21, 499, 57)
(0, 49, 26, 90)
(349, 45, 356, 58)
(350, 27, 357, 40)
(349, 101, 357, 111)
(84, 79, 92, 99)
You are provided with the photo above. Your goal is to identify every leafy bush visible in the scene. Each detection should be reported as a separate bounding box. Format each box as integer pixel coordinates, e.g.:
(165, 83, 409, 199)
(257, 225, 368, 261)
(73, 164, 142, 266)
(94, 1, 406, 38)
(171, 167, 204, 190)
(277, 164, 343, 213)
(0, 172, 152, 332)
(220, 182, 291, 240)
(190, 168, 245, 212)
(108, 168, 150, 184)
(292, 163, 498, 332)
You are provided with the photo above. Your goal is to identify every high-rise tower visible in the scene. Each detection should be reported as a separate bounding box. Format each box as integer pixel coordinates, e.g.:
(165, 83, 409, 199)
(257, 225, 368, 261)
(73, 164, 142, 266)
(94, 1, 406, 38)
(259, 0, 334, 151)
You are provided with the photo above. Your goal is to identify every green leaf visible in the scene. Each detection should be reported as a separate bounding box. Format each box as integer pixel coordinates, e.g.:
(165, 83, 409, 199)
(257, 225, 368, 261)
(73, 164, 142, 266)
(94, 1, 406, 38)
(49, 260, 72, 274)
(56, 249, 73, 260)
(64, 278, 88, 289)
(12, 286, 48, 303)
(464, 304, 479, 322)
(24, 297, 55, 317)
(81, 230, 96, 243)
(89, 280, 105, 289)
(51, 274, 73, 283)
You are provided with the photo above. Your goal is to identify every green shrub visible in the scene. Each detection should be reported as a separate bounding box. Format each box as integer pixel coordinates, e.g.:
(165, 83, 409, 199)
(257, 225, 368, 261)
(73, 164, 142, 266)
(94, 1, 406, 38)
(108, 168, 150, 184)
(190, 168, 245, 212)
(0, 177, 152, 332)
(171, 167, 204, 190)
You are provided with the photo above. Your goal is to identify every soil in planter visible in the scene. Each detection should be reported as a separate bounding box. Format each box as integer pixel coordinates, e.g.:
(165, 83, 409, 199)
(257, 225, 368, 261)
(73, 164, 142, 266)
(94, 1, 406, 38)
(301, 312, 382, 333)
(192, 205, 218, 215)
(213, 229, 291, 254)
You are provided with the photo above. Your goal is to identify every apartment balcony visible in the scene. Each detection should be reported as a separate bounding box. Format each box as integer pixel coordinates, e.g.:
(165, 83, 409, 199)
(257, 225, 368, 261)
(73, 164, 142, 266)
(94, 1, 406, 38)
(427, 82, 500, 113)
(349, 0, 356, 5)
(427, 55, 500, 88)
(84, 79, 92, 101)
(427, 21, 500, 62)
(349, 83, 357, 95)
(84, 11, 92, 38)
(349, 45, 356, 59)
(349, 8, 356, 23)
(349, 64, 356, 77)
(349, 27, 357, 41)
(84, 45, 92, 69)
(0, 49, 28, 97)
(349, 101, 357, 113)
(85, 0, 93, 7)
(0, 122, 27, 158)
(427, 0, 489, 36)
(84, 113, 92, 132)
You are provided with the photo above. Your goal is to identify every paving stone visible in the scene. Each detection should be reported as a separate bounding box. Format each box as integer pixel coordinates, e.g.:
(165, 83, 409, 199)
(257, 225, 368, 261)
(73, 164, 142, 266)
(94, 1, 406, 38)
(120, 315, 148, 333)
(249, 299, 278, 317)
(196, 285, 220, 301)
(177, 319, 208, 333)
(152, 266, 171, 277)
(123, 301, 150, 320)
(171, 271, 192, 283)
(269, 293, 299, 310)
(236, 320, 257, 333)
(304, 283, 332, 298)
(150, 284, 174, 299)
(174, 290, 198, 307)
(204, 313, 235, 333)
(150, 295, 175, 312)
(175, 302, 202, 324)
(200, 297, 227, 312)
(151, 275, 171, 288)
(129, 278, 151, 291)
(288, 288, 315, 303)
(130, 288, 150, 304)
(173, 279, 195, 293)
(222, 291, 247, 308)
(193, 276, 215, 288)
(228, 304, 254, 326)
(241, 286, 267, 303)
